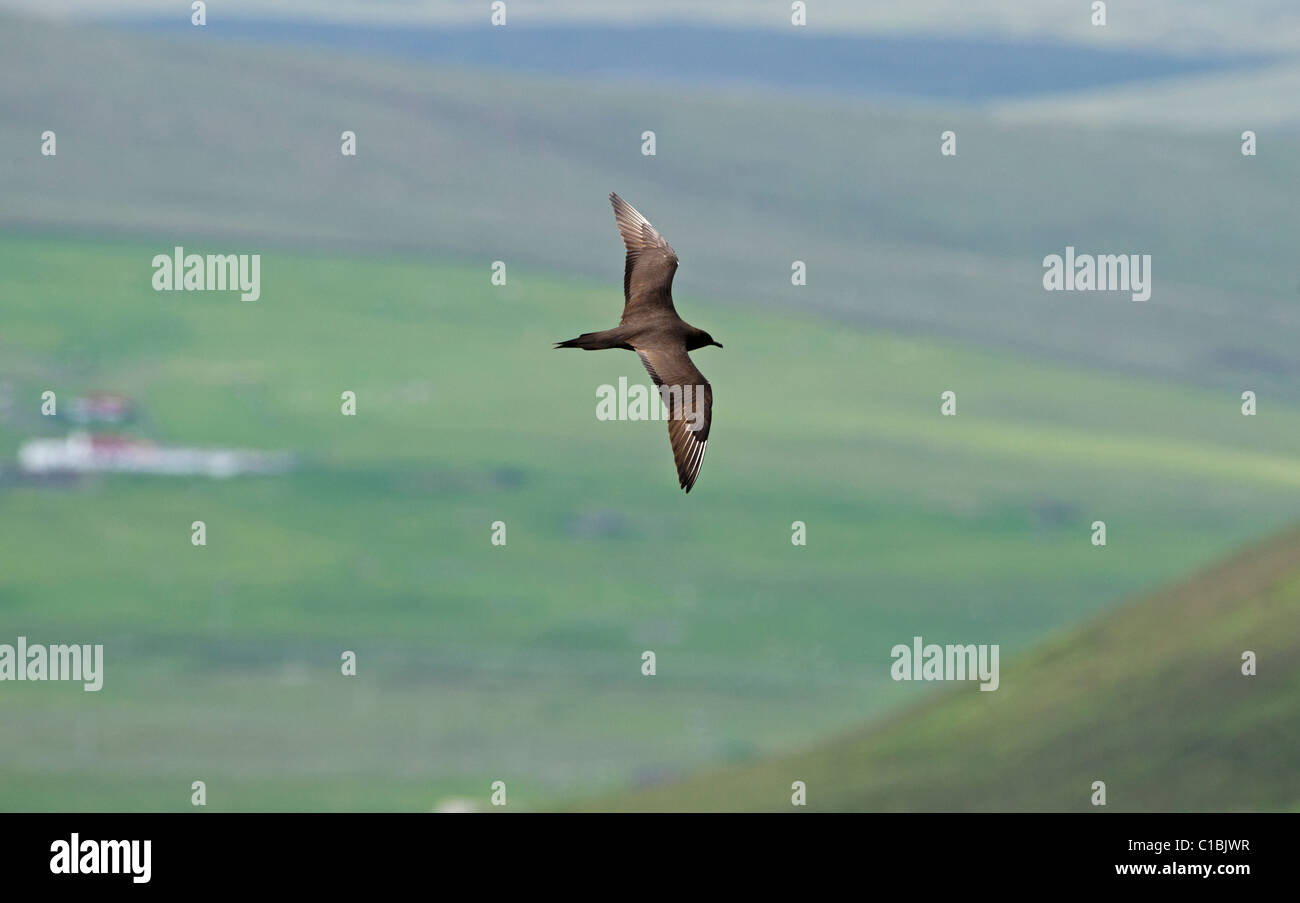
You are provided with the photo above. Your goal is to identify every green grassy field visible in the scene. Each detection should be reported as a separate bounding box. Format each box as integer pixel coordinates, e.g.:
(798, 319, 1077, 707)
(581, 526, 1300, 811)
(1, 234, 1298, 809)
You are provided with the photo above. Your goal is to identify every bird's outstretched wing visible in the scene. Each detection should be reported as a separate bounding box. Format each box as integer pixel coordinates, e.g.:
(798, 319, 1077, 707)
(634, 342, 712, 493)
(610, 193, 678, 321)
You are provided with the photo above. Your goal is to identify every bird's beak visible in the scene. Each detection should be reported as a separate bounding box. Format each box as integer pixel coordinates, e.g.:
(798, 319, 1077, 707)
(713, 341, 724, 349)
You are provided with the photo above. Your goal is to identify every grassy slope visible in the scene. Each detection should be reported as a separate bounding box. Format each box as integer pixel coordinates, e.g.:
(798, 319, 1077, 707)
(0, 236, 1298, 809)
(579, 525, 1300, 811)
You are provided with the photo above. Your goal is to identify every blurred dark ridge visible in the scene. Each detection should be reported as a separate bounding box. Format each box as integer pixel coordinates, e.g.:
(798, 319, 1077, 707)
(108, 19, 1270, 103)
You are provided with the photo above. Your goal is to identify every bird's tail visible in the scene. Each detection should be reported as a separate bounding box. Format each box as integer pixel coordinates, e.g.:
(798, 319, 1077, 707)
(554, 329, 629, 350)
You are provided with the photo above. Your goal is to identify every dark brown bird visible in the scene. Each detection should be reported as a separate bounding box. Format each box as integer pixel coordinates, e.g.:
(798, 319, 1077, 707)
(556, 193, 722, 493)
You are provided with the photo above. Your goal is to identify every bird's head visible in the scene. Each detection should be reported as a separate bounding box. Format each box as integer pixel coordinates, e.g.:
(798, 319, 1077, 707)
(691, 329, 723, 350)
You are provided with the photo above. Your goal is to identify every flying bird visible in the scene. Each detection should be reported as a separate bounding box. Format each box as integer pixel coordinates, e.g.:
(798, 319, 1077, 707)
(556, 193, 722, 493)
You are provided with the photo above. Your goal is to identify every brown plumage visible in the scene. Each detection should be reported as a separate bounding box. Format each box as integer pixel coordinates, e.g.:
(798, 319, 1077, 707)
(555, 193, 722, 492)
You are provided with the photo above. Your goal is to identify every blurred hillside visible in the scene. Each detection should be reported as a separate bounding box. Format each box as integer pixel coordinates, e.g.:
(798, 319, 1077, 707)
(580, 525, 1300, 811)
(2, 15, 1298, 406)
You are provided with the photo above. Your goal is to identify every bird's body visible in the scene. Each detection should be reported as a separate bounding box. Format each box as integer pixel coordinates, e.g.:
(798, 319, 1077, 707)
(556, 193, 722, 492)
